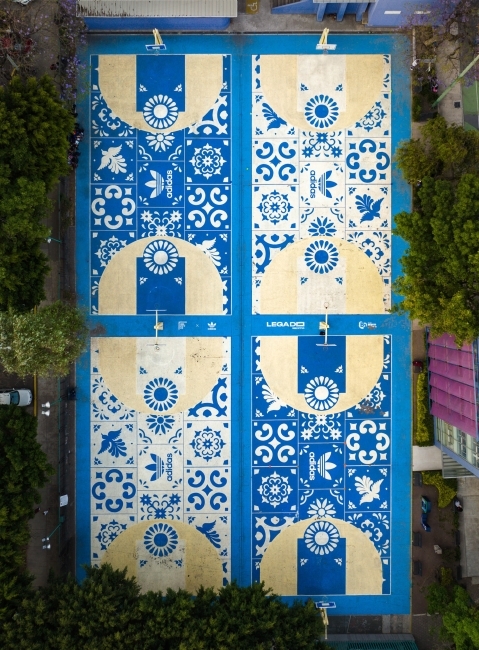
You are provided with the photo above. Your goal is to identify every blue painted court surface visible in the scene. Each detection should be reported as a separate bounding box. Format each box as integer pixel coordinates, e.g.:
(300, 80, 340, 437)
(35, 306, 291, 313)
(76, 34, 412, 614)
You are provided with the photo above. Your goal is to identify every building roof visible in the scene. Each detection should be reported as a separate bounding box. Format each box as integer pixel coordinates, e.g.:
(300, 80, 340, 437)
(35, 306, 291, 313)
(77, 0, 237, 17)
(428, 333, 478, 437)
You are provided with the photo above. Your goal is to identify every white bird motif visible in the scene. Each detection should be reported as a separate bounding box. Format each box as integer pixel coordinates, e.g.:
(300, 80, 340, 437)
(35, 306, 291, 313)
(355, 475, 383, 504)
(98, 145, 127, 174)
(262, 383, 287, 413)
(195, 238, 221, 266)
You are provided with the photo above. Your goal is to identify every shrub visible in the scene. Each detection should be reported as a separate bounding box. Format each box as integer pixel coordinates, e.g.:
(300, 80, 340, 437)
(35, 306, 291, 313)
(440, 566, 454, 587)
(0, 407, 53, 621)
(1, 567, 327, 650)
(412, 94, 422, 122)
(416, 370, 434, 446)
(422, 470, 457, 508)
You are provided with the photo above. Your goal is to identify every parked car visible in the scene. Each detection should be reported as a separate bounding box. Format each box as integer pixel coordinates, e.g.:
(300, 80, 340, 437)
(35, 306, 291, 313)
(0, 388, 32, 406)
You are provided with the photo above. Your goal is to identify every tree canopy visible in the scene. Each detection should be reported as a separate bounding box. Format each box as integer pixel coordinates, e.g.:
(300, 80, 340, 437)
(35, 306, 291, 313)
(0, 76, 74, 191)
(0, 76, 74, 311)
(427, 583, 479, 650)
(395, 116, 479, 185)
(1, 565, 325, 650)
(0, 301, 88, 377)
(0, 406, 53, 620)
(393, 118, 479, 344)
(394, 173, 479, 344)
(0, 177, 51, 311)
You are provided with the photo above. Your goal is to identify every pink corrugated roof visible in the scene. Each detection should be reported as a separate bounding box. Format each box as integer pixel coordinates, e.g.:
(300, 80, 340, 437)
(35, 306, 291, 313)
(429, 333, 473, 352)
(430, 387, 476, 419)
(431, 403, 477, 437)
(428, 358, 474, 385)
(429, 374, 475, 403)
(428, 343, 474, 369)
(427, 332, 478, 437)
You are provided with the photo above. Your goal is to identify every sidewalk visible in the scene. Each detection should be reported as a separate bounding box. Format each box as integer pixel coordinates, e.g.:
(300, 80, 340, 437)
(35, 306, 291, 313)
(25, 176, 77, 587)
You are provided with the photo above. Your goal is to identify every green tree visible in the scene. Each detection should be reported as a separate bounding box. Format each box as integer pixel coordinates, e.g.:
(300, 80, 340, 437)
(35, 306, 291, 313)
(0, 407, 53, 556)
(0, 406, 53, 623)
(171, 582, 323, 650)
(427, 583, 479, 650)
(2, 566, 326, 650)
(0, 176, 51, 311)
(393, 173, 479, 344)
(0, 301, 88, 377)
(0, 76, 74, 191)
(395, 116, 479, 184)
(0, 76, 75, 310)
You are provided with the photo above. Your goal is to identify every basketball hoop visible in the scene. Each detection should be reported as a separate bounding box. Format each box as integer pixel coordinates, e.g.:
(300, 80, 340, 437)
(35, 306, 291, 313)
(146, 29, 166, 52)
(316, 28, 336, 53)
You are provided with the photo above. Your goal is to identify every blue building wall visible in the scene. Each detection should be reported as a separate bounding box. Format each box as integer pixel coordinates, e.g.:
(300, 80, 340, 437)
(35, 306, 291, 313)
(271, 0, 448, 27)
(84, 17, 230, 31)
(271, 0, 369, 22)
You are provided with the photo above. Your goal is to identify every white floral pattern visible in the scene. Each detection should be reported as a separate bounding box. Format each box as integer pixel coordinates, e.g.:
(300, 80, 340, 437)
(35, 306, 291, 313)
(304, 520, 340, 555)
(142, 239, 179, 275)
(143, 95, 179, 129)
(304, 377, 340, 411)
(94, 236, 127, 268)
(189, 143, 226, 179)
(146, 132, 175, 152)
(257, 471, 293, 508)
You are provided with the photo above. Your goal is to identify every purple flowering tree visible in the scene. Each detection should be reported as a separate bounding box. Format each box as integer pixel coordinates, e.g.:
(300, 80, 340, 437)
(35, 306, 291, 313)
(400, 0, 479, 85)
(55, 0, 87, 104)
(0, 4, 50, 82)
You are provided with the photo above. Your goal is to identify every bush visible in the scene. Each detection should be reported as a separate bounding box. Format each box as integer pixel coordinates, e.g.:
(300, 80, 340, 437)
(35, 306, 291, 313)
(1, 566, 327, 650)
(416, 370, 434, 446)
(412, 94, 422, 122)
(422, 470, 457, 508)
(0, 407, 53, 621)
(440, 566, 454, 587)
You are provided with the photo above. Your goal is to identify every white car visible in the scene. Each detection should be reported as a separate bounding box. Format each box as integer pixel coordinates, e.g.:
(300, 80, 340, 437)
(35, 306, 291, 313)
(0, 389, 33, 406)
